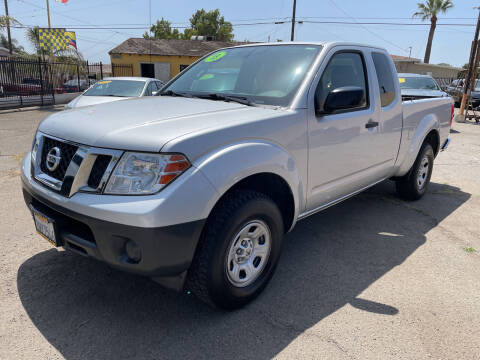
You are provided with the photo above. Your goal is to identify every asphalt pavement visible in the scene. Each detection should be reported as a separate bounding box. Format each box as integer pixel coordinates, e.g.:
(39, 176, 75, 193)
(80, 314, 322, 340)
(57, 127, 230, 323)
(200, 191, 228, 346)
(0, 109, 479, 359)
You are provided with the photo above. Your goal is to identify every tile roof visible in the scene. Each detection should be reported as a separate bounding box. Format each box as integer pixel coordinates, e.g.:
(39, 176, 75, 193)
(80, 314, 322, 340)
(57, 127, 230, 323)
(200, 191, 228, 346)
(109, 38, 248, 57)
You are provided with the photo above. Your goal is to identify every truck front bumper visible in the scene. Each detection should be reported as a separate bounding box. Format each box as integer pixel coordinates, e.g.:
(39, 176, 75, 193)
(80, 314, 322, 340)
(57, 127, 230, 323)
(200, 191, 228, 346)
(21, 152, 212, 283)
(23, 188, 205, 278)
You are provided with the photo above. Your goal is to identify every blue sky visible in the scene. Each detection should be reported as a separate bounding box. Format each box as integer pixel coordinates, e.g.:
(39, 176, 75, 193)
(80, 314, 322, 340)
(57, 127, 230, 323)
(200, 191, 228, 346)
(4, 0, 476, 67)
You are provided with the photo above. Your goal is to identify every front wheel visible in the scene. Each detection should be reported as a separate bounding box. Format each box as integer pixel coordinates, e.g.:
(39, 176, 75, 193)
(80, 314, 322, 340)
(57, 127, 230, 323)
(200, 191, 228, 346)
(395, 142, 434, 201)
(186, 190, 284, 310)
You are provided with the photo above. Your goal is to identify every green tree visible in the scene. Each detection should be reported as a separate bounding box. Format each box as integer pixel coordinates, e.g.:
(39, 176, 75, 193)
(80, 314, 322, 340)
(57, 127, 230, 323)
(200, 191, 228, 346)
(143, 18, 181, 40)
(0, 34, 25, 54)
(26, 27, 45, 55)
(0, 15, 21, 54)
(458, 63, 480, 78)
(413, 0, 454, 64)
(183, 9, 234, 41)
(0, 15, 19, 29)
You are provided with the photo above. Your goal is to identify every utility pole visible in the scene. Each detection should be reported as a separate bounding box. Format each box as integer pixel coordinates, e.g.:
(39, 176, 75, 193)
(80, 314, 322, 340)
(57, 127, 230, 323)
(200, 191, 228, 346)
(3, 0, 12, 54)
(408, 46, 412, 59)
(46, 0, 51, 28)
(458, 6, 480, 121)
(290, 0, 297, 41)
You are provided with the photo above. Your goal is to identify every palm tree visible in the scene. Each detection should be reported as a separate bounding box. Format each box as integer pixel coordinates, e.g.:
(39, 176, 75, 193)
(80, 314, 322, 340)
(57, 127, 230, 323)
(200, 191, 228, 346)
(0, 15, 19, 29)
(413, 0, 454, 64)
(27, 27, 43, 55)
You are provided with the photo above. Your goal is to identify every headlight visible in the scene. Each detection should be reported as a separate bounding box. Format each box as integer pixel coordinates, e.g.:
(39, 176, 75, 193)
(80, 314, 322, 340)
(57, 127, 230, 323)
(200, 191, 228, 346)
(104, 152, 190, 195)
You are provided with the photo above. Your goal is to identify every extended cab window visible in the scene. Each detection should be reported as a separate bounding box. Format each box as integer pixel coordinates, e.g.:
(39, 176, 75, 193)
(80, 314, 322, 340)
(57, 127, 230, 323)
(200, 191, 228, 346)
(316, 52, 368, 112)
(372, 52, 396, 107)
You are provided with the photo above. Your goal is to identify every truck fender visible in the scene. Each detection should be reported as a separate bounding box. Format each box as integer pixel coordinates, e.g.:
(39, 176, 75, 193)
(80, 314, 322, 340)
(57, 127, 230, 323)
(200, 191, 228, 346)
(192, 140, 304, 231)
(396, 114, 439, 176)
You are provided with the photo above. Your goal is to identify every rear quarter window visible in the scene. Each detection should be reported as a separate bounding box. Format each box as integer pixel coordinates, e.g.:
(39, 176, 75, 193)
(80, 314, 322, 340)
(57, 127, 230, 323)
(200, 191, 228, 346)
(372, 52, 396, 107)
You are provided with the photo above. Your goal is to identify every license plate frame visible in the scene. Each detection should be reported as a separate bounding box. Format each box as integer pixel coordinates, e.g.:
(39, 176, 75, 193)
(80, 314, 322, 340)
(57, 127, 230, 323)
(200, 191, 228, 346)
(30, 205, 60, 247)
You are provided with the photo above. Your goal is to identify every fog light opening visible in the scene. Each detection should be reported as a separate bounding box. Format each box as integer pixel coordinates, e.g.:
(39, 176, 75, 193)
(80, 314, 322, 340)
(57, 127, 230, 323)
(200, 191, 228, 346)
(124, 240, 142, 264)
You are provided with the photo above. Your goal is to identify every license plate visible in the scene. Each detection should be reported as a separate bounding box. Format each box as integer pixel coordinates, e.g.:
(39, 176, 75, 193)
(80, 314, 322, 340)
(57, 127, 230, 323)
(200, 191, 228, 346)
(31, 207, 58, 247)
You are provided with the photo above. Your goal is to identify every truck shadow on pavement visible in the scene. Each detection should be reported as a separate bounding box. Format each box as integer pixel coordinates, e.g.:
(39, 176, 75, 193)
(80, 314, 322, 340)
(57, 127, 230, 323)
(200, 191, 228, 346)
(17, 181, 470, 360)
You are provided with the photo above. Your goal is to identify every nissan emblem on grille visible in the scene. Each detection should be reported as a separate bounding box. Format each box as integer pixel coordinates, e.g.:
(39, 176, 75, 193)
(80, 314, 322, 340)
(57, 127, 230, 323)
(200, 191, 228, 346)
(46, 147, 61, 172)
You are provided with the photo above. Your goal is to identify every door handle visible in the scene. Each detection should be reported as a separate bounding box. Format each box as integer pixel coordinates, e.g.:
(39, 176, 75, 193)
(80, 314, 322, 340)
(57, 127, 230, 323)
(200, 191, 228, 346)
(365, 121, 379, 129)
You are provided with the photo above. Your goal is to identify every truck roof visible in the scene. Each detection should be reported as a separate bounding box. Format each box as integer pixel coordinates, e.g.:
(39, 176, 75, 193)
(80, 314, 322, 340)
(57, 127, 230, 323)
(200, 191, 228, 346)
(223, 41, 388, 52)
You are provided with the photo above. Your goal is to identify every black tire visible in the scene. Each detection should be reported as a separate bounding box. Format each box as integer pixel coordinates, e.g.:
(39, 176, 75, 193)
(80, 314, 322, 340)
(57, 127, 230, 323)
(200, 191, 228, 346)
(395, 142, 434, 201)
(186, 189, 284, 310)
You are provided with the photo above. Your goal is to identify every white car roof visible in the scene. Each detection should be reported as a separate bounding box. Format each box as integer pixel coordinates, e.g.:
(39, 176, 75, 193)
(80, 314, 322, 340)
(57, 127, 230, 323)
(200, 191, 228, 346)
(102, 77, 161, 82)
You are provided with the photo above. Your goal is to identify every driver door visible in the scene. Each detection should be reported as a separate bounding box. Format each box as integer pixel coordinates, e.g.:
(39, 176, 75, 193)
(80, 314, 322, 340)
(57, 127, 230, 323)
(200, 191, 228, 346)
(306, 48, 389, 211)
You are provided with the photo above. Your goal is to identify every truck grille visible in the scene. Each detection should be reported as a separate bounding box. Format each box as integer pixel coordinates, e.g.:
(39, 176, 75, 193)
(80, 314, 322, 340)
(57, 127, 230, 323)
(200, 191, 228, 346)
(40, 137, 78, 181)
(32, 134, 122, 197)
(87, 155, 112, 189)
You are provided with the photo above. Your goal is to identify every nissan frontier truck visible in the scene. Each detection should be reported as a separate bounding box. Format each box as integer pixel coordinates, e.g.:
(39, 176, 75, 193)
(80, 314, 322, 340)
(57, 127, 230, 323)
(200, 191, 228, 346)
(21, 42, 453, 309)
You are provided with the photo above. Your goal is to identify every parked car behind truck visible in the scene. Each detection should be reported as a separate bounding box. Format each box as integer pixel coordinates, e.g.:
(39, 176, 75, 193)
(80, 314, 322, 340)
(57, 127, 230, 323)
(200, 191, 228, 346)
(64, 77, 165, 109)
(398, 73, 448, 101)
(21, 42, 453, 309)
(446, 78, 480, 108)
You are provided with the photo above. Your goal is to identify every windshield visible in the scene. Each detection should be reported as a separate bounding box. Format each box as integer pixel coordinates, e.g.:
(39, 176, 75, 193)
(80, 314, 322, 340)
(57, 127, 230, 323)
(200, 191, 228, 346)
(84, 80, 146, 97)
(163, 45, 322, 107)
(399, 76, 439, 90)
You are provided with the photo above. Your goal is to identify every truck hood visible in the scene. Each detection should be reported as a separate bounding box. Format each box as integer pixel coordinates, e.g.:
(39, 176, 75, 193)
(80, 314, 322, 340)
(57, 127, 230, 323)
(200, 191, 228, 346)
(39, 96, 256, 152)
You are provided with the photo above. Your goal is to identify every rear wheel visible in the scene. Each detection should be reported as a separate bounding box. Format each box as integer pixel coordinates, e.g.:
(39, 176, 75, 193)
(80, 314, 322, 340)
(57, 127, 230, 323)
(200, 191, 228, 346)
(395, 142, 434, 201)
(186, 190, 284, 310)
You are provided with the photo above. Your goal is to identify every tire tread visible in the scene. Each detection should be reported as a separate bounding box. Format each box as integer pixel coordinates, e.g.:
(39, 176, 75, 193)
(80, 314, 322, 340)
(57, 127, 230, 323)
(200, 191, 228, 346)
(186, 190, 271, 307)
(395, 142, 434, 201)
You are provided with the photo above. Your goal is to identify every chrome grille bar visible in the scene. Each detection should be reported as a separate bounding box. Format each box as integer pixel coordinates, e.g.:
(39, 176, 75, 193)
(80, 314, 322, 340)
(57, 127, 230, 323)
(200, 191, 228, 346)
(32, 132, 123, 197)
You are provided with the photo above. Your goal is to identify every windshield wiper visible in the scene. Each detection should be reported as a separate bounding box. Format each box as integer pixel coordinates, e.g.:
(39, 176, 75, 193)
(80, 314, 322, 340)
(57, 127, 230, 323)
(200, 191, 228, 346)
(159, 90, 190, 98)
(193, 93, 255, 106)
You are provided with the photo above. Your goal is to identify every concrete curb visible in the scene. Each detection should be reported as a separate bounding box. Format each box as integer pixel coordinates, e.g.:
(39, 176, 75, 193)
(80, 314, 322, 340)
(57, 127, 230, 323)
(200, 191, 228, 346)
(0, 104, 65, 115)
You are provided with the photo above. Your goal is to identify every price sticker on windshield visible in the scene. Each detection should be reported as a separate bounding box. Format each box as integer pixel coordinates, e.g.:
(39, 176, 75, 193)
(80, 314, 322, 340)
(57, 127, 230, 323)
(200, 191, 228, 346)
(199, 74, 214, 80)
(97, 80, 112, 85)
(205, 51, 226, 63)
(399, 78, 406, 83)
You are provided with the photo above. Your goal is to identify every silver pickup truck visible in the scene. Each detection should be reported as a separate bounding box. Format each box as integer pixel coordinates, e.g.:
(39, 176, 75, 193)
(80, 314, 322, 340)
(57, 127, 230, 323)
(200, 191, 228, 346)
(21, 42, 453, 309)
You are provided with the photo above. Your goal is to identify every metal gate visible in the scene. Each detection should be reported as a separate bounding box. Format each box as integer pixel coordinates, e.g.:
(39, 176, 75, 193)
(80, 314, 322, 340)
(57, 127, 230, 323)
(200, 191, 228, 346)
(0, 57, 135, 110)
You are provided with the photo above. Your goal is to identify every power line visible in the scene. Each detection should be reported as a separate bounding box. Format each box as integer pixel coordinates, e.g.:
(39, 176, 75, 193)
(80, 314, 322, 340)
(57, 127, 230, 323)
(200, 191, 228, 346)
(301, 21, 475, 26)
(326, 0, 410, 53)
(17, 0, 138, 37)
(11, 21, 477, 30)
(297, 16, 478, 20)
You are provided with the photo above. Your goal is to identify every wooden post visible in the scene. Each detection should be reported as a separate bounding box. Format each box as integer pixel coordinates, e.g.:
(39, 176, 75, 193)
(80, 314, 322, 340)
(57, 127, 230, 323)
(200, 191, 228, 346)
(3, 0, 13, 55)
(458, 7, 480, 121)
(460, 40, 480, 117)
(290, 0, 297, 41)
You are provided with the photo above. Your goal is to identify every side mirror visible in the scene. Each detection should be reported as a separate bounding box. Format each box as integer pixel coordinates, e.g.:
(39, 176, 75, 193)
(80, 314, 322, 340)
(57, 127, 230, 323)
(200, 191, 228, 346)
(152, 90, 159, 96)
(319, 86, 365, 114)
